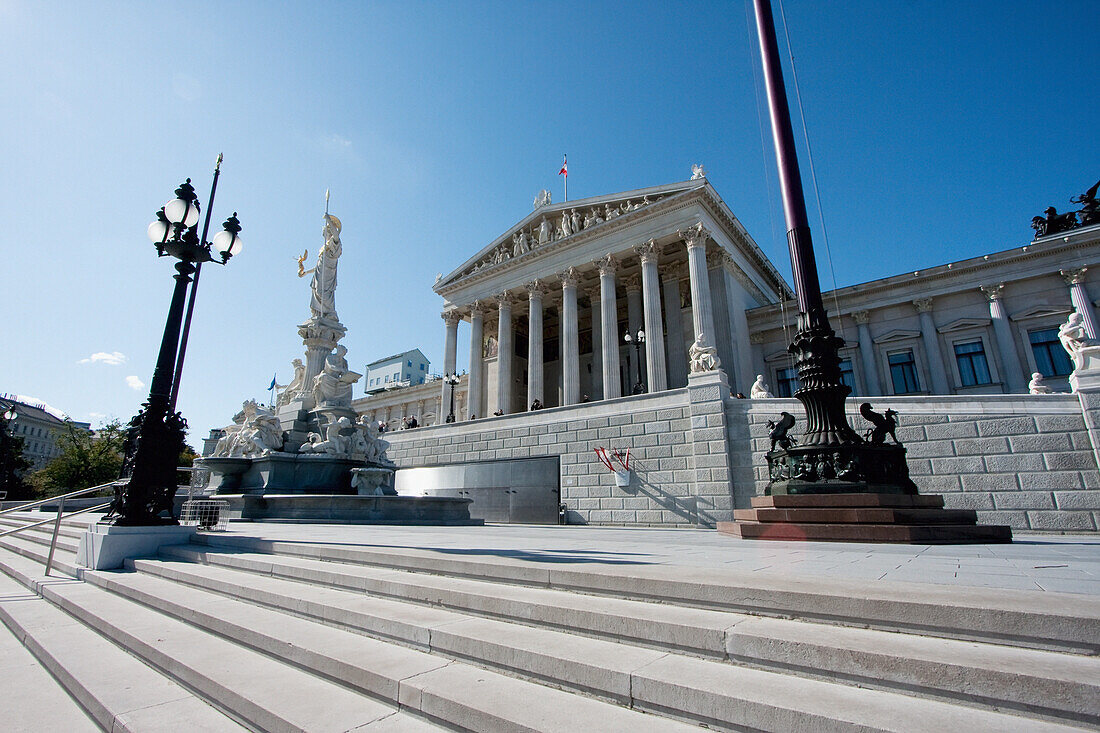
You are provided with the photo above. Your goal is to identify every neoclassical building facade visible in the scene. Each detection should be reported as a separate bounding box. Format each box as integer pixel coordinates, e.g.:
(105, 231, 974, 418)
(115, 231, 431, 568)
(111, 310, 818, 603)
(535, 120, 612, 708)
(432, 179, 790, 419)
(429, 177, 1100, 419)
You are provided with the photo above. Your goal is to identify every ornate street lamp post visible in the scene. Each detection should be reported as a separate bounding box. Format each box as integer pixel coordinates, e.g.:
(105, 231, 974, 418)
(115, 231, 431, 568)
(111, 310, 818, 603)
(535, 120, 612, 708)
(110, 164, 242, 526)
(443, 373, 460, 423)
(623, 329, 646, 394)
(1, 407, 17, 497)
(752, 0, 914, 494)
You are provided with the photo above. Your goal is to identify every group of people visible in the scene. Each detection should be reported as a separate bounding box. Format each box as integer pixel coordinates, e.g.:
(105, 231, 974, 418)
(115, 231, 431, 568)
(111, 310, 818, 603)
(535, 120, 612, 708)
(375, 415, 419, 433)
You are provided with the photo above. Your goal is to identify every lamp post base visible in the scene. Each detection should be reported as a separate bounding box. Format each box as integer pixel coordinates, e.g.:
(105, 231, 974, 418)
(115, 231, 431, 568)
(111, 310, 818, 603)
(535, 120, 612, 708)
(765, 443, 918, 496)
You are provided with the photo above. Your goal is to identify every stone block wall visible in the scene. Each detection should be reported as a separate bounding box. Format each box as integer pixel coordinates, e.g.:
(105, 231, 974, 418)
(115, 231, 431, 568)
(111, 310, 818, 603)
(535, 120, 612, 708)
(731, 394, 1100, 532)
(383, 381, 735, 527)
(383, 375, 1100, 532)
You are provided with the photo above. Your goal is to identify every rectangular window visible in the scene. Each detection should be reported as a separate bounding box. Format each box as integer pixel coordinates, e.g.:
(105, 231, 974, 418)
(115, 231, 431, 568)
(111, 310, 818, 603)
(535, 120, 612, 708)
(888, 350, 920, 394)
(1030, 328, 1073, 377)
(776, 367, 800, 397)
(839, 359, 856, 392)
(954, 340, 992, 386)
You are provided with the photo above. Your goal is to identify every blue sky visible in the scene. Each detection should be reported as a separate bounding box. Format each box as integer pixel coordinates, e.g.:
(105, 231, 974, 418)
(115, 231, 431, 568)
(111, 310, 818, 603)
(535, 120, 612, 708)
(0, 1, 1096, 443)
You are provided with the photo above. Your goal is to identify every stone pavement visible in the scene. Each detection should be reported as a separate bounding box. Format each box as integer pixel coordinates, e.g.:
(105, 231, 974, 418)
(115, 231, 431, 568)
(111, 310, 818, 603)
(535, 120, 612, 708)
(208, 521, 1100, 596)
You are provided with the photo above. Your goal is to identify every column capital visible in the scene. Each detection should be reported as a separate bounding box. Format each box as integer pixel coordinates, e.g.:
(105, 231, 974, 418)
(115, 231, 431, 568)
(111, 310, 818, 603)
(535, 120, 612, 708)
(1061, 267, 1088, 285)
(912, 297, 934, 314)
(749, 331, 766, 344)
(661, 262, 689, 281)
(852, 309, 871, 324)
(494, 292, 514, 309)
(594, 253, 618, 276)
(558, 267, 581, 288)
(442, 310, 461, 326)
(706, 248, 727, 270)
(980, 283, 1005, 302)
(469, 300, 485, 317)
(634, 239, 660, 264)
(525, 280, 547, 298)
(678, 222, 711, 250)
(622, 274, 641, 293)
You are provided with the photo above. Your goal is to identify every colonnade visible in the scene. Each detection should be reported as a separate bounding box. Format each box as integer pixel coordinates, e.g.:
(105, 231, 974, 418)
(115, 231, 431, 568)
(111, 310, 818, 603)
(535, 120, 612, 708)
(439, 223, 720, 418)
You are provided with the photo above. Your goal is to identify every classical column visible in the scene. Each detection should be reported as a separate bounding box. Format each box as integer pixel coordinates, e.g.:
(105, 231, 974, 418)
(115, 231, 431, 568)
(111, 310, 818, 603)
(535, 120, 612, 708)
(623, 273, 644, 389)
(636, 240, 668, 392)
(681, 223, 717, 350)
(981, 284, 1028, 393)
(467, 302, 484, 419)
(851, 310, 882, 395)
(662, 263, 688, 388)
(526, 281, 546, 409)
(595, 254, 621, 399)
(440, 311, 459, 419)
(913, 298, 950, 394)
(496, 293, 514, 414)
(559, 269, 580, 404)
(1062, 268, 1099, 339)
(588, 286, 603, 399)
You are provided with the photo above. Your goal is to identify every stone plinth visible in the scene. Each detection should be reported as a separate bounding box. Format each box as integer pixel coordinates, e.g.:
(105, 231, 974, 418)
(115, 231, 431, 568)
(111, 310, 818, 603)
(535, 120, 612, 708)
(196, 454, 377, 495)
(76, 522, 197, 570)
(217, 494, 480, 524)
(718, 493, 1012, 544)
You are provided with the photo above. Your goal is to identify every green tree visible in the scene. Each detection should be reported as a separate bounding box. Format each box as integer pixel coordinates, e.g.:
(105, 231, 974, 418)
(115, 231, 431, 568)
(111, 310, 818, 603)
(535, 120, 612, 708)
(29, 420, 126, 497)
(0, 416, 33, 501)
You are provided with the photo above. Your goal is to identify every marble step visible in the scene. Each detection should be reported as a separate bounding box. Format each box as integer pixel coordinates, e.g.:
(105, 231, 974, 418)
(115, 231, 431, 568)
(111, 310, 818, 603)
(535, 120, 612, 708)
(88, 563, 1092, 732)
(191, 532, 1100, 654)
(22, 570, 451, 731)
(0, 559, 246, 732)
(75, 566, 700, 733)
(146, 547, 1100, 726)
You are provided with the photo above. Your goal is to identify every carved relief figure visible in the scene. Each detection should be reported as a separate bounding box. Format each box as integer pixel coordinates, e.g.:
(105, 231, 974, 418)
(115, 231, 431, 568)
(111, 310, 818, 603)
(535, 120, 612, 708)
(537, 217, 552, 245)
(484, 335, 498, 359)
(560, 211, 572, 237)
(300, 416, 351, 456)
(605, 203, 618, 220)
(570, 208, 581, 234)
(512, 230, 530, 257)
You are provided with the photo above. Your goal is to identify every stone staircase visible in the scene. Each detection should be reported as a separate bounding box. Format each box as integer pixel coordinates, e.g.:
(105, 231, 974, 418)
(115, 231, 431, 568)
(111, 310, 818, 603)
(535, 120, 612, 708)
(0, 513, 1097, 732)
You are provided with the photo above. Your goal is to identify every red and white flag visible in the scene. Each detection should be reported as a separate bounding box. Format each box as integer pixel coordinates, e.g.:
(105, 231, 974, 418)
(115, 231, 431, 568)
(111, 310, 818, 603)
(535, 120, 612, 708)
(558, 155, 568, 177)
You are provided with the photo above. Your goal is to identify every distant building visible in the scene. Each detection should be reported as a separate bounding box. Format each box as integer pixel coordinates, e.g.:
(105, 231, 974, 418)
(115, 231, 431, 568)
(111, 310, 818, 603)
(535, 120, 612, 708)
(363, 349, 431, 394)
(0, 395, 91, 472)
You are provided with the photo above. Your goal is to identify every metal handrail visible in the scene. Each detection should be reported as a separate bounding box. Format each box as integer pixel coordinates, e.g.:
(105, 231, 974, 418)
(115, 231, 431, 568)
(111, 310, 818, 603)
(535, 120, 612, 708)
(0, 468, 197, 577)
(0, 480, 121, 517)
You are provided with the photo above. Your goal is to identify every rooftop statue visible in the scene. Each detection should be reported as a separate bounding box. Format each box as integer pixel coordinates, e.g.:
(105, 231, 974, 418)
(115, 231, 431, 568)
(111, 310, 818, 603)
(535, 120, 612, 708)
(1032, 178, 1100, 238)
(533, 189, 552, 209)
(1071, 180, 1100, 227)
(691, 163, 706, 180)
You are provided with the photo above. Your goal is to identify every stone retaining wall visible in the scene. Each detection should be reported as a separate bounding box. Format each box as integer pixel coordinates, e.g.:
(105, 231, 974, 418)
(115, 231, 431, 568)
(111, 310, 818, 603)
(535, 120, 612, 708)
(383, 377, 1100, 532)
(732, 394, 1100, 532)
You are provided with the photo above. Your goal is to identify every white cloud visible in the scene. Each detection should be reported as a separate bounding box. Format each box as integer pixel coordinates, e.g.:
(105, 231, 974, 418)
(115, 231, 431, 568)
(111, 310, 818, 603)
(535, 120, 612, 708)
(321, 133, 353, 151)
(78, 351, 127, 365)
(125, 375, 145, 391)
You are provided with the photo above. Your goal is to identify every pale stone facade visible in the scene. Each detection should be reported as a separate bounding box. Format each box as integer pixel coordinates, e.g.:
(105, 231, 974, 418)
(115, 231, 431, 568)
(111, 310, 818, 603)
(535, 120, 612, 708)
(749, 224, 1100, 399)
(359, 178, 1100, 531)
(432, 179, 789, 419)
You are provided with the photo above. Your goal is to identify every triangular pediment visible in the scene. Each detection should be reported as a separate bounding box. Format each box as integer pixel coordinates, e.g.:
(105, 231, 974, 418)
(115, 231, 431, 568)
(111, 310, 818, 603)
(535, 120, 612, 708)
(937, 317, 991, 333)
(873, 329, 921, 344)
(1009, 304, 1072, 321)
(433, 179, 706, 291)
